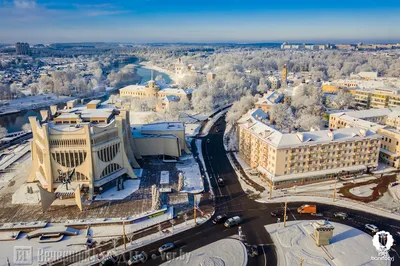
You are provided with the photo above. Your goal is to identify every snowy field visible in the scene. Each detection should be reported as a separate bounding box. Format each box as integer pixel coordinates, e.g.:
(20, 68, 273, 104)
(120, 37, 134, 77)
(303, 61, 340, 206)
(94, 179, 140, 201)
(161, 238, 247, 266)
(266, 220, 390, 266)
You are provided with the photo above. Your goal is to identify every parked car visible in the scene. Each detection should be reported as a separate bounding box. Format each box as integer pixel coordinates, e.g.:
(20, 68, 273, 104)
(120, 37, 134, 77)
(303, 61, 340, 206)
(128, 252, 147, 265)
(158, 243, 175, 253)
(207, 139, 210, 143)
(334, 212, 349, 219)
(213, 214, 228, 224)
(297, 204, 317, 214)
(270, 209, 284, 217)
(365, 224, 379, 234)
(100, 255, 117, 266)
(224, 216, 241, 228)
(217, 178, 225, 187)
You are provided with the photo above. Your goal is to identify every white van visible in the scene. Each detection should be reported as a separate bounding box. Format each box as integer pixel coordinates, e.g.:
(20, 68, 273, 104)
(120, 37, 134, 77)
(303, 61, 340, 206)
(224, 216, 241, 227)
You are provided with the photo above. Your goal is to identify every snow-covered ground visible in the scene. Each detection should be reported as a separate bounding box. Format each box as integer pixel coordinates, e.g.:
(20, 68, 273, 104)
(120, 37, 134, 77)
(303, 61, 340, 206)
(0, 94, 75, 113)
(0, 209, 174, 266)
(266, 220, 390, 266)
(184, 123, 201, 137)
(12, 183, 41, 204)
(177, 155, 203, 194)
(261, 195, 400, 221)
(162, 238, 247, 266)
(199, 108, 229, 137)
(349, 183, 376, 197)
(94, 179, 140, 201)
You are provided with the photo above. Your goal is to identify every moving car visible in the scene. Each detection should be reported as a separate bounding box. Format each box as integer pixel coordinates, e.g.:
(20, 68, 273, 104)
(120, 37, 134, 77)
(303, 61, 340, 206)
(334, 212, 349, 219)
(158, 243, 175, 253)
(297, 204, 317, 214)
(365, 224, 379, 234)
(127, 252, 147, 265)
(224, 216, 241, 228)
(249, 245, 259, 257)
(207, 139, 211, 143)
(213, 214, 228, 224)
(217, 178, 225, 187)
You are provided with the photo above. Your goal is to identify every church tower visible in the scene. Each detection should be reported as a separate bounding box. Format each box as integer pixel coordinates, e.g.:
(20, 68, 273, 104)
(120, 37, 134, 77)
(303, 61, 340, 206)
(282, 64, 288, 87)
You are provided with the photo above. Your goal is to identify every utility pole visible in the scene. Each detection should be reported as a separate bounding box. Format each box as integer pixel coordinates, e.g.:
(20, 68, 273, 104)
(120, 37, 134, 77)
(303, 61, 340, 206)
(122, 221, 126, 249)
(333, 178, 337, 202)
(300, 257, 304, 266)
(269, 183, 273, 200)
(283, 200, 288, 227)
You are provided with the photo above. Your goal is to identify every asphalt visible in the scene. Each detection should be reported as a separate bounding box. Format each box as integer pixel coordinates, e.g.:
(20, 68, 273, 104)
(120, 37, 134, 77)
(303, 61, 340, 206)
(111, 116, 400, 266)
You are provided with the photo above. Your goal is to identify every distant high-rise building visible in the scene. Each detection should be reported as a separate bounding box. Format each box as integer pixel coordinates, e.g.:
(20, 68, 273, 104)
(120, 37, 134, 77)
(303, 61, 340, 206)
(15, 42, 31, 55)
(282, 64, 288, 87)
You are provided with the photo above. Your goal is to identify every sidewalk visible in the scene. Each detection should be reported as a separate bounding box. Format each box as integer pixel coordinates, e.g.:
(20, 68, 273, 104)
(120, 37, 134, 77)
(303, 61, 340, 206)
(76, 209, 214, 266)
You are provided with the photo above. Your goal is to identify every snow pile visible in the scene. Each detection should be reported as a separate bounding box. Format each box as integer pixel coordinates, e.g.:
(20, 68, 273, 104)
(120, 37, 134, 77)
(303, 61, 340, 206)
(185, 123, 201, 137)
(94, 179, 140, 201)
(162, 238, 247, 266)
(265, 220, 390, 266)
(12, 183, 41, 204)
(200, 109, 229, 137)
(177, 155, 203, 193)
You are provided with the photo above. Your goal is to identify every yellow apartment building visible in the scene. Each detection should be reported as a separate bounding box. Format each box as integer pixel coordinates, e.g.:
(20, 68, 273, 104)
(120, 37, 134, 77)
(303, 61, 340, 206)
(238, 109, 381, 188)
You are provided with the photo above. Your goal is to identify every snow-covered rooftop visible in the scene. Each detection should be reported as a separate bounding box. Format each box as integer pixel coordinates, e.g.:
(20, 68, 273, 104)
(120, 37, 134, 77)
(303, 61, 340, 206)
(256, 91, 284, 105)
(239, 109, 380, 148)
(331, 107, 400, 119)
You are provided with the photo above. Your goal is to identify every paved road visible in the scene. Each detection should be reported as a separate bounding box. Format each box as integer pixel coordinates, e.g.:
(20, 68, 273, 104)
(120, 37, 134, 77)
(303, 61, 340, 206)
(114, 116, 400, 266)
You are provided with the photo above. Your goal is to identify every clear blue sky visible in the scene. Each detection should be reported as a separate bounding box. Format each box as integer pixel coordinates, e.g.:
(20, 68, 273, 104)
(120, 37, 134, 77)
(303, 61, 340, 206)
(1, 0, 400, 43)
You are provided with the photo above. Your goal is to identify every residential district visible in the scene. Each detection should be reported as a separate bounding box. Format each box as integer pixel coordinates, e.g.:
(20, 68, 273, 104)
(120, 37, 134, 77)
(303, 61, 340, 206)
(0, 42, 399, 266)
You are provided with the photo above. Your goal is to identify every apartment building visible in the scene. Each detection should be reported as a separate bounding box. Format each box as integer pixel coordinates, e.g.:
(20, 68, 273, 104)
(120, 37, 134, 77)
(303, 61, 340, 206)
(238, 109, 380, 188)
(354, 88, 400, 109)
(329, 108, 400, 168)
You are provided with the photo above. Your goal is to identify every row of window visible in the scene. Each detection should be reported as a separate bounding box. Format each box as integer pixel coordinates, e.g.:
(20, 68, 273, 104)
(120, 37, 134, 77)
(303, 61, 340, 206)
(52, 151, 87, 168)
(50, 139, 87, 147)
(97, 143, 121, 162)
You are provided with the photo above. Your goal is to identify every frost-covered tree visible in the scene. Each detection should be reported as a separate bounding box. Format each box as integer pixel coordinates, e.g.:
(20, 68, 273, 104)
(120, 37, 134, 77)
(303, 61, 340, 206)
(225, 94, 258, 125)
(332, 90, 355, 109)
(0, 126, 7, 138)
(107, 64, 140, 88)
(38, 75, 54, 93)
(295, 114, 324, 131)
(22, 123, 31, 132)
(270, 103, 295, 130)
